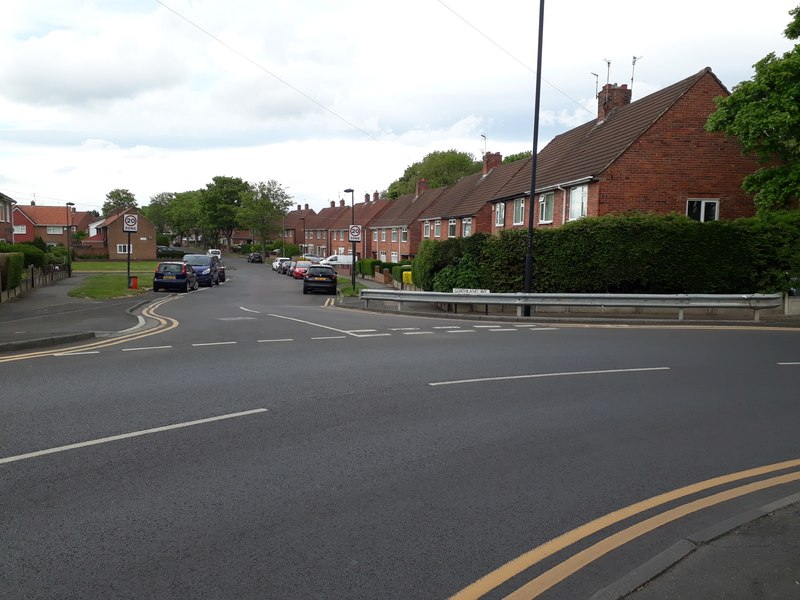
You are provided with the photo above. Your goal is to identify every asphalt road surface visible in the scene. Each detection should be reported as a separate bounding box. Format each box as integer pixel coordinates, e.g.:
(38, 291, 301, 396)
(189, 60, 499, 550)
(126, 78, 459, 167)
(2, 260, 799, 599)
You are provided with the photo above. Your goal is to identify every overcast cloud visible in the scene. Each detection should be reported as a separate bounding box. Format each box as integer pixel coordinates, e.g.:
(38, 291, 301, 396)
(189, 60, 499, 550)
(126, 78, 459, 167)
(0, 0, 796, 213)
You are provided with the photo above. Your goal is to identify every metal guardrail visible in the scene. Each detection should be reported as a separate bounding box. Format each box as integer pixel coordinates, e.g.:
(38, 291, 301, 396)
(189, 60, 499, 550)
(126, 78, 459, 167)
(359, 289, 785, 322)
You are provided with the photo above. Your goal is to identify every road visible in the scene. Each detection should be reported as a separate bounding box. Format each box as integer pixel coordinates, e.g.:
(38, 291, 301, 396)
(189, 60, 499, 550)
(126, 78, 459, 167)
(2, 259, 799, 599)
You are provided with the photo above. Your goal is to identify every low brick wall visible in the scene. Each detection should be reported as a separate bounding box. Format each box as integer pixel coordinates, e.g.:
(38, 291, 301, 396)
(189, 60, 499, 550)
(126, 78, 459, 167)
(0, 266, 68, 304)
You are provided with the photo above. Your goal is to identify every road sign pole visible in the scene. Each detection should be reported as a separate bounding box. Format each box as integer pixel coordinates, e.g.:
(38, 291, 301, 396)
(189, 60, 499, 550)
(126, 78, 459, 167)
(127, 231, 131, 287)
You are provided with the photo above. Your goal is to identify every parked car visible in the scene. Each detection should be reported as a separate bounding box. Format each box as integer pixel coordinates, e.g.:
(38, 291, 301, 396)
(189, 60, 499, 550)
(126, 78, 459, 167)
(183, 254, 220, 287)
(156, 245, 184, 259)
(303, 264, 337, 294)
(320, 254, 354, 266)
(284, 260, 297, 276)
(247, 252, 263, 263)
(152, 261, 198, 293)
(207, 248, 222, 260)
(292, 260, 312, 279)
(272, 257, 290, 271)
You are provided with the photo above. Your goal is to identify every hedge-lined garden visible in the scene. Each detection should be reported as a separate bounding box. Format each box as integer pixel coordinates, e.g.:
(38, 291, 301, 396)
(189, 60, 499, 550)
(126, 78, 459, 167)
(410, 212, 800, 294)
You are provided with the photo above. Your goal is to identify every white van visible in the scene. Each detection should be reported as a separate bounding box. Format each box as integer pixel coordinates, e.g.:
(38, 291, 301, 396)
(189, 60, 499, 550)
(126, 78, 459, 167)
(321, 254, 354, 266)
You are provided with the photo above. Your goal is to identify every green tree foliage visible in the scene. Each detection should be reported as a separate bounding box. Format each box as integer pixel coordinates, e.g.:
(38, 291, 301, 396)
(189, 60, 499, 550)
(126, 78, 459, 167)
(705, 6, 800, 211)
(141, 192, 174, 235)
(202, 176, 249, 248)
(503, 150, 532, 163)
(237, 180, 293, 253)
(168, 191, 203, 244)
(102, 188, 138, 217)
(386, 150, 481, 198)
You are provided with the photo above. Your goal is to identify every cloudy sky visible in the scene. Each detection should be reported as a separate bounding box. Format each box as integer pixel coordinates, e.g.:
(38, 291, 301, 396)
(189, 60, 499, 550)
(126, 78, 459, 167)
(1, 1, 797, 214)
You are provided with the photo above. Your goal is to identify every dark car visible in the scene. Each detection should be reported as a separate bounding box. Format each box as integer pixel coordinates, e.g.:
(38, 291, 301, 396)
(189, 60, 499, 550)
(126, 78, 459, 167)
(152, 261, 198, 293)
(183, 254, 220, 287)
(247, 252, 263, 263)
(303, 264, 337, 294)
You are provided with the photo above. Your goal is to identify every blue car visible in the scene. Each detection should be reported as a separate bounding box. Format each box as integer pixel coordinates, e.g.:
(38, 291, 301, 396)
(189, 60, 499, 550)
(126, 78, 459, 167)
(183, 254, 220, 287)
(152, 261, 199, 293)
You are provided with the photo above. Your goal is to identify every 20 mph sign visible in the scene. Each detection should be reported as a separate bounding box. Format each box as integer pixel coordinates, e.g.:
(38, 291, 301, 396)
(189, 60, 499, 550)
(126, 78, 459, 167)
(123, 214, 139, 232)
(348, 225, 362, 242)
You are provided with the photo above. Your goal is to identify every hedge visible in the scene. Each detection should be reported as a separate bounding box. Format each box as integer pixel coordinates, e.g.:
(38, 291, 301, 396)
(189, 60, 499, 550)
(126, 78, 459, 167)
(0, 252, 24, 290)
(0, 243, 46, 269)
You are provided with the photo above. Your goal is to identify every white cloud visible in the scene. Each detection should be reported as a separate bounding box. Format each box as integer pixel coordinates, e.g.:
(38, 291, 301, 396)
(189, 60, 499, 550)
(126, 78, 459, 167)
(0, 0, 797, 213)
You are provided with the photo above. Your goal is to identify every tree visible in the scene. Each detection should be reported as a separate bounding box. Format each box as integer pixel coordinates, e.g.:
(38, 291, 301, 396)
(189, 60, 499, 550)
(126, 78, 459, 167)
(102, 188, 138, 217)
(705, 6, 800, 211)
(141, 192, 174, 235)
(169, 191, 203, 245)
(386, 150, 481, 198)
(503, 150, 532, 163)
(201, 176, 249, 248)
(237, 180, 293, 254)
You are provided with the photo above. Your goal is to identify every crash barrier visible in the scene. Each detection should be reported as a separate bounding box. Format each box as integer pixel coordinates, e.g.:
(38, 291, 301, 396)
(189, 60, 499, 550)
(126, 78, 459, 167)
(0, 266, 68, 304)
(359, 289, 786, 322)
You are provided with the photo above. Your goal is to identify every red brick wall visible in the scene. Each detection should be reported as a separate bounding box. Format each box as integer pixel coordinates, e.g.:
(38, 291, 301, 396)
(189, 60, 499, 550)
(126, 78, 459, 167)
(597, 72, 759, 219)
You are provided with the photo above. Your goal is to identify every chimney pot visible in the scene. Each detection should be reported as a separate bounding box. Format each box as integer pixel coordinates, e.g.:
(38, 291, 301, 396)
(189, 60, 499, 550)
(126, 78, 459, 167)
(482, 152, 502, 175)
(304, 203, 309, 211)
(297, 204, 302, 211)
(597, 83, 632, 120)
(340, 199, 345, 207)
(330, 201, 335, 208)
(416, 179, 429, 196)
(373, 191, 379, 202)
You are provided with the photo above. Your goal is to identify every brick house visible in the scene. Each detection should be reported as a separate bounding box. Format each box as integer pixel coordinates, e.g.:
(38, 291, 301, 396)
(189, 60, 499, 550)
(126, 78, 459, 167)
(281, 204, 317, 255)
(12, 203, 92, 248)
(369, 182, 445, 262)
(79, 208, 157, 260)
(491, 67, 760, 232)
(0, 192, 15, 243)
(330, 192, 392, 260)
(302, 200, 349, 257)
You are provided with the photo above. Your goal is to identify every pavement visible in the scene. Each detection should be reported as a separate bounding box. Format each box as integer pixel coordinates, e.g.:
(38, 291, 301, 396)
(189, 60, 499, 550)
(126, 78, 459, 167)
(2, 271, 800, 598)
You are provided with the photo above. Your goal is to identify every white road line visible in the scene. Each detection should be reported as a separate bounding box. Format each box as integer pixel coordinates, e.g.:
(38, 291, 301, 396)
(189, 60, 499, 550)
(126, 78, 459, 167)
(404, 331, 434, 335)
(192, 341, 238, 347)
(0, 409, 269, 465)
(389, 327, 420, 331)
(312, 336, 347, 340)
(257, 338, 293, 343)
(122, 346, 172, 352)
(269, 313, 354, 336)
(353, 333, 392, 337)
(433, 326, 461, 329)
(446, 330, 475, 334)
(488, 329, 518, 332)
(528, 328, 559, 332)
(778, 362, 800, 365)
(239, 306, 260, 313)
(474, 325, 502, 328)
(53, 351, 100, 356)
(429, 366, 671, 387)
(348, 329, 377, 333)
(218, 317, 256, 321)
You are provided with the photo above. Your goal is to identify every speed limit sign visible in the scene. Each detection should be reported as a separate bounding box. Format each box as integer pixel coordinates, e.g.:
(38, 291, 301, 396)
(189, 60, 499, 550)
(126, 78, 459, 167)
(348, 224, 362, 242)
(123, 213, 139, 232)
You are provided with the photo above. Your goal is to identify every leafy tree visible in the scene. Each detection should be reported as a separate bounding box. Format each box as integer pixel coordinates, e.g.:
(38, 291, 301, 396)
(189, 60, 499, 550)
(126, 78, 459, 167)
(102, 188, 138, 217)
(202, 176, 249, 248)
(503, 150, 532, 163)
(168, 191, 203, 245)
(705, 6, 800, 211)
(237, 180, 293, 255)
(387, 150, 481, 198)
(142, 192, 174, 235)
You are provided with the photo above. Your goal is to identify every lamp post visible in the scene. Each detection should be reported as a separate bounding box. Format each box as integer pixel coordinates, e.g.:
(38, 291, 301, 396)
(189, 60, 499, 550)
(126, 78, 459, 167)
(344, 188, 356, 290)
(65, 202, 74, 277)
(299, 216, 305, 255)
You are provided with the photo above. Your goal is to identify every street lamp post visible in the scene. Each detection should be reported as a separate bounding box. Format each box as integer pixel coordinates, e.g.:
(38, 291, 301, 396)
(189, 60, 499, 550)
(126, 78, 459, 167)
(65, 202, 74, 277)
(299, 216, 305, 255)
(344, 188, 356, 290)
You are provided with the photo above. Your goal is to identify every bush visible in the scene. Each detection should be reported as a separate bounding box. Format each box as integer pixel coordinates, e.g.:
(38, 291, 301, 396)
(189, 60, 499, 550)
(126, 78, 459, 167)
(0, 243, 46, 269)
(0, 252, 24, 290)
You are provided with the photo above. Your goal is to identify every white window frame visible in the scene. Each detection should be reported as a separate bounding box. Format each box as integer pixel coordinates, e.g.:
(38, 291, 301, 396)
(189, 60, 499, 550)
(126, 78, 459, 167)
(434, 220, 441, 238)
(539, 192, 554, 224)
(390, 251, 398, 263)
(379, 251, 387, 261)
(495, 202, 505, 226)
(513, 198, 524, 225)
(423, 221, 430, 238)
(569, 185, 588, 221)
(448, 219, 457, 238)
(372, 229, 378, 242)
(47, 225, 64, 235)
(462, 218, 472, 237)
(13, 225, 26, 234)
(686, 199, 719, 223)
(401, 227, 408, 242)
(391, 228, 397, 242)
(116, 244, 132, 254)
(381, 229, 386, 242)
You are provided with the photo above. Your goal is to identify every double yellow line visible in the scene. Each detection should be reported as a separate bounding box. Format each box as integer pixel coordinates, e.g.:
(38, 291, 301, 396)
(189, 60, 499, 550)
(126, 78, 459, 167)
(0, 296, 180, 364)
(451, 458, 800, 599)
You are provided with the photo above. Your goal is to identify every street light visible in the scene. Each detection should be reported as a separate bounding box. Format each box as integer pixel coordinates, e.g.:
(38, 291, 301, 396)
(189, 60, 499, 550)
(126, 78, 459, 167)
(65, 202, 74, 277)
(299, 216, 306, 255)
(344, 188, 356, 290)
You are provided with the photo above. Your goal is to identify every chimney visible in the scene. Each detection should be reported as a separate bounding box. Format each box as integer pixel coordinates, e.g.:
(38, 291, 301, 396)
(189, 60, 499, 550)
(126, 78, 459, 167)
(304, 203, 309, 211)
(330, 201, 335, 208)
(416, 179, 429, 197)
(373, 191, 379, 202)
(340, 199, 345, 207)
(597, 83, 632, 121)
(364, 193, 370, 203)
(30, 200, 35, 205)
(482, 152, 502, 175)
(297, 204, 302, 211)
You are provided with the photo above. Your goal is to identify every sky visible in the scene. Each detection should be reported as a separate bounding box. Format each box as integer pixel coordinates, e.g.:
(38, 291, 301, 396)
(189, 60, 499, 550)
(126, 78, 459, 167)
(1, 1, 797, 215)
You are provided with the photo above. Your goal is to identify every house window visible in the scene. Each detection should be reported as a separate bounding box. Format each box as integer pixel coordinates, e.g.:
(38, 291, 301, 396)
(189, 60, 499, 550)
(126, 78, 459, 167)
(424, 221, 430, 238)
(391, 251, 398, 262)
(569, 185, 588, 220)
(462, 218, 472, 237)
(434, 220, 441, 238)
(381, 229, 386, 242)
(687, 199, 719, 222)
(495, 203, 505, 226)
(391, 228, 397, 242)
(448, 219, 456, 238)
(13, 225, 26, 234)
(380, 251, 387, 261)
(401, 227, 408, 242)
(373, 229, 378, 242)
(513, 198, 524, 225)
(116, 244, 132, 254)
(539, 192, 554, 223)
(47, 226, 64, 235)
